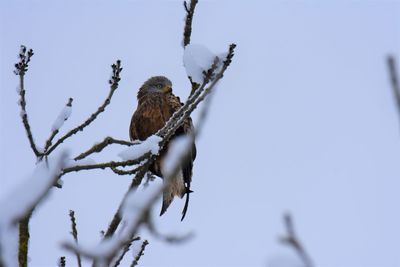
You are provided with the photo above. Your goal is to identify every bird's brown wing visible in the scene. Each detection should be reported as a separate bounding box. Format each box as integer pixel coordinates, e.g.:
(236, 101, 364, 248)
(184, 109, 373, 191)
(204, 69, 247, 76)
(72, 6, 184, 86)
(130, 93, 172, 142)
(130, 93, 173, 177)
(161, 94, 197, 220)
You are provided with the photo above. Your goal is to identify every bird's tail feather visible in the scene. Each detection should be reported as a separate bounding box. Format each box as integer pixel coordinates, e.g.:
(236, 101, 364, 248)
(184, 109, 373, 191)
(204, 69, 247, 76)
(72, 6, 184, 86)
(159, 172, 185, 216)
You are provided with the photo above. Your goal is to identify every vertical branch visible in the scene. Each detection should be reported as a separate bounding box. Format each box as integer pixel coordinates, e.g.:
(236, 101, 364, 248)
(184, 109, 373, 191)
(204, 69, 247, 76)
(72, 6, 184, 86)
(182, 0, 198, 47)
(14, 46, 42, 158)
(18, 211, 33, 267)
(58, 256, 66, 267)
(280, 213, 314, 267)
(182, 0, 200, 95)
(69, 210, 82, 267)
(130, 240, 149, 267)
(387, 56, 400, 125)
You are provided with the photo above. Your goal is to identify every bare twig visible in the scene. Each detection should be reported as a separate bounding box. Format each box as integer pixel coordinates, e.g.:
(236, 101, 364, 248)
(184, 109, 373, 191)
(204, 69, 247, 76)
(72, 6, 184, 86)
(60, 152, 151, 178)
(387, 56, 400, 125)
(112, 237, 140, 267)
(69, 210, 82, 267)
(74, 137, 137, 161)
(14, 46, 42, 158)
(58, 256, 66, 267)
(280, 213, 314, 267)
(130, 240, 149, 267)
(43, 98, 73, 153)
(110, 166, 142, 176)
(183, 0, 198, 47)
(45, 60, 123, 156)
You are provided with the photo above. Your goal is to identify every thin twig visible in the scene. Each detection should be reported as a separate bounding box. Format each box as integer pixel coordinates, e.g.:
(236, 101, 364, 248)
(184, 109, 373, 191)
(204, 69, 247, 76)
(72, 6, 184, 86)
(74, 137, 137, 161)
(112, 237, 140, 267)
(69, 210, 82, 267)
(280, 213, 314, 267)
(58, 256, 66, 267)
(14, 46, 42, 158)
(387, 56, 400, 125)
(110, 166, 142, 176)
(60, 152, 151, 178)
(182, 0, 198, 47)
(45, 60, 123, 156)
(130, 240, 149, 267)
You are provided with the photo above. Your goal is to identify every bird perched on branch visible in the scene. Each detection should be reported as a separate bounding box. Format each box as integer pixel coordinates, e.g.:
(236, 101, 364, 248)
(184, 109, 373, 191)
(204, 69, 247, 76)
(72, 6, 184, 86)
(129, 76, 196, 220)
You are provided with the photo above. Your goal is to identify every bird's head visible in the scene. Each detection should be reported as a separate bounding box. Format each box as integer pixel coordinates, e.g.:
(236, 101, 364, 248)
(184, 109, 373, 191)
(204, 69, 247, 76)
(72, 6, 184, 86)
(138, 76, 173, 100)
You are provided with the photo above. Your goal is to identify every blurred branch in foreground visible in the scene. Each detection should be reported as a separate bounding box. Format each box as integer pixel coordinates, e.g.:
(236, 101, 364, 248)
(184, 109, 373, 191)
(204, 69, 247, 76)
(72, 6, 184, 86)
(387, 56, 400, 127)
(279, 213, 314, 267)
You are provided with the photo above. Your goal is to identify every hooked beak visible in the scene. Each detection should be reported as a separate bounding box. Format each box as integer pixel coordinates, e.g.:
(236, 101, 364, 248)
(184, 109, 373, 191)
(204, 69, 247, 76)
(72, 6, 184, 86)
(162, 85, 172, 94)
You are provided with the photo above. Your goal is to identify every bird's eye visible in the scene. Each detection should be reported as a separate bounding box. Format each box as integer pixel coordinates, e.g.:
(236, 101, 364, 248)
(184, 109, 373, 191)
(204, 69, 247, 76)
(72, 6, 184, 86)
(156, 84, 163, 88)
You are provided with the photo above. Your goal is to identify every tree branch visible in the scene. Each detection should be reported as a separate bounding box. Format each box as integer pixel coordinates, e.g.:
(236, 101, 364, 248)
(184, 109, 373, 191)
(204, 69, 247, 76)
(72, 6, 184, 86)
(111, 237, 140, 267)
(14, 46, 42, 158)
(280, 213, 314, 267)
(69, 210, 82, 267)
(74, 137, 137, 161)
(387, 56, 400, 125)
(45, 60, 123, 156)
(60, 152, 151, 178)
(130, 240, 149, 267)
(182, 0, 198, 47)
(43, 98, 73, 153)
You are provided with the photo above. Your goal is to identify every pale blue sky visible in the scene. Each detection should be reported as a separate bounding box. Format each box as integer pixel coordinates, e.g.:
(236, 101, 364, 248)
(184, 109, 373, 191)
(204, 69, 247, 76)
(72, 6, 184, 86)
(1, 1, 400, 266)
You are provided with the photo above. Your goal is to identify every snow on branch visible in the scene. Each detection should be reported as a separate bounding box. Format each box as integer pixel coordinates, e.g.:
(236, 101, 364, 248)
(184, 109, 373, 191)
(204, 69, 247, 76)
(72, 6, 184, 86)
(43, 98, 74, 152)
(0, 151, 68, 266)
(279, 213, 314, 267)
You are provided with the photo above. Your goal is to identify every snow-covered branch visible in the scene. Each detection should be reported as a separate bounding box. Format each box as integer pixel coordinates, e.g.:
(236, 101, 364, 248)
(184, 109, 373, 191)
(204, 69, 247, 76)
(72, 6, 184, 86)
(43, 98, 73, 153)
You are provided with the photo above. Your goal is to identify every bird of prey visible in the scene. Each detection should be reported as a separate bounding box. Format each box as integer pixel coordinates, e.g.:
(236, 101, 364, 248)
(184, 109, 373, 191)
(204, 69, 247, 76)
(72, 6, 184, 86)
(129, 76, 196, 220)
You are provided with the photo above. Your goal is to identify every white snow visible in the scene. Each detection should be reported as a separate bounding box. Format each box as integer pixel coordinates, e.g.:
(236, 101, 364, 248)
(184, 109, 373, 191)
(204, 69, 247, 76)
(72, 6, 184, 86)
(161, 135, 192, 178)
(51, 106, 72, 131)
(118, 135, 162, 160)
(16, 85, 21, 94)
(0, 151, 68, 266)
(183, 43, 220, 84)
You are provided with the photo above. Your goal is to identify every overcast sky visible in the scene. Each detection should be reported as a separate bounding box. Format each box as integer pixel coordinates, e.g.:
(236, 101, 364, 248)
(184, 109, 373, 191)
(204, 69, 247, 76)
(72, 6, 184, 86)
(1, 1, 400, 266)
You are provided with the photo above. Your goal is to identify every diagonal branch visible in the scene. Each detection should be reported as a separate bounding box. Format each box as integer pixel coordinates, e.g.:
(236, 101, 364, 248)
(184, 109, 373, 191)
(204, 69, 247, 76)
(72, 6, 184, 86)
(280, 213, 314, 267)
(387, 56, 400, 125)
(130, 240, 149, 267)
(45, 60, 123, 156)
(43, 98, 73, 153)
